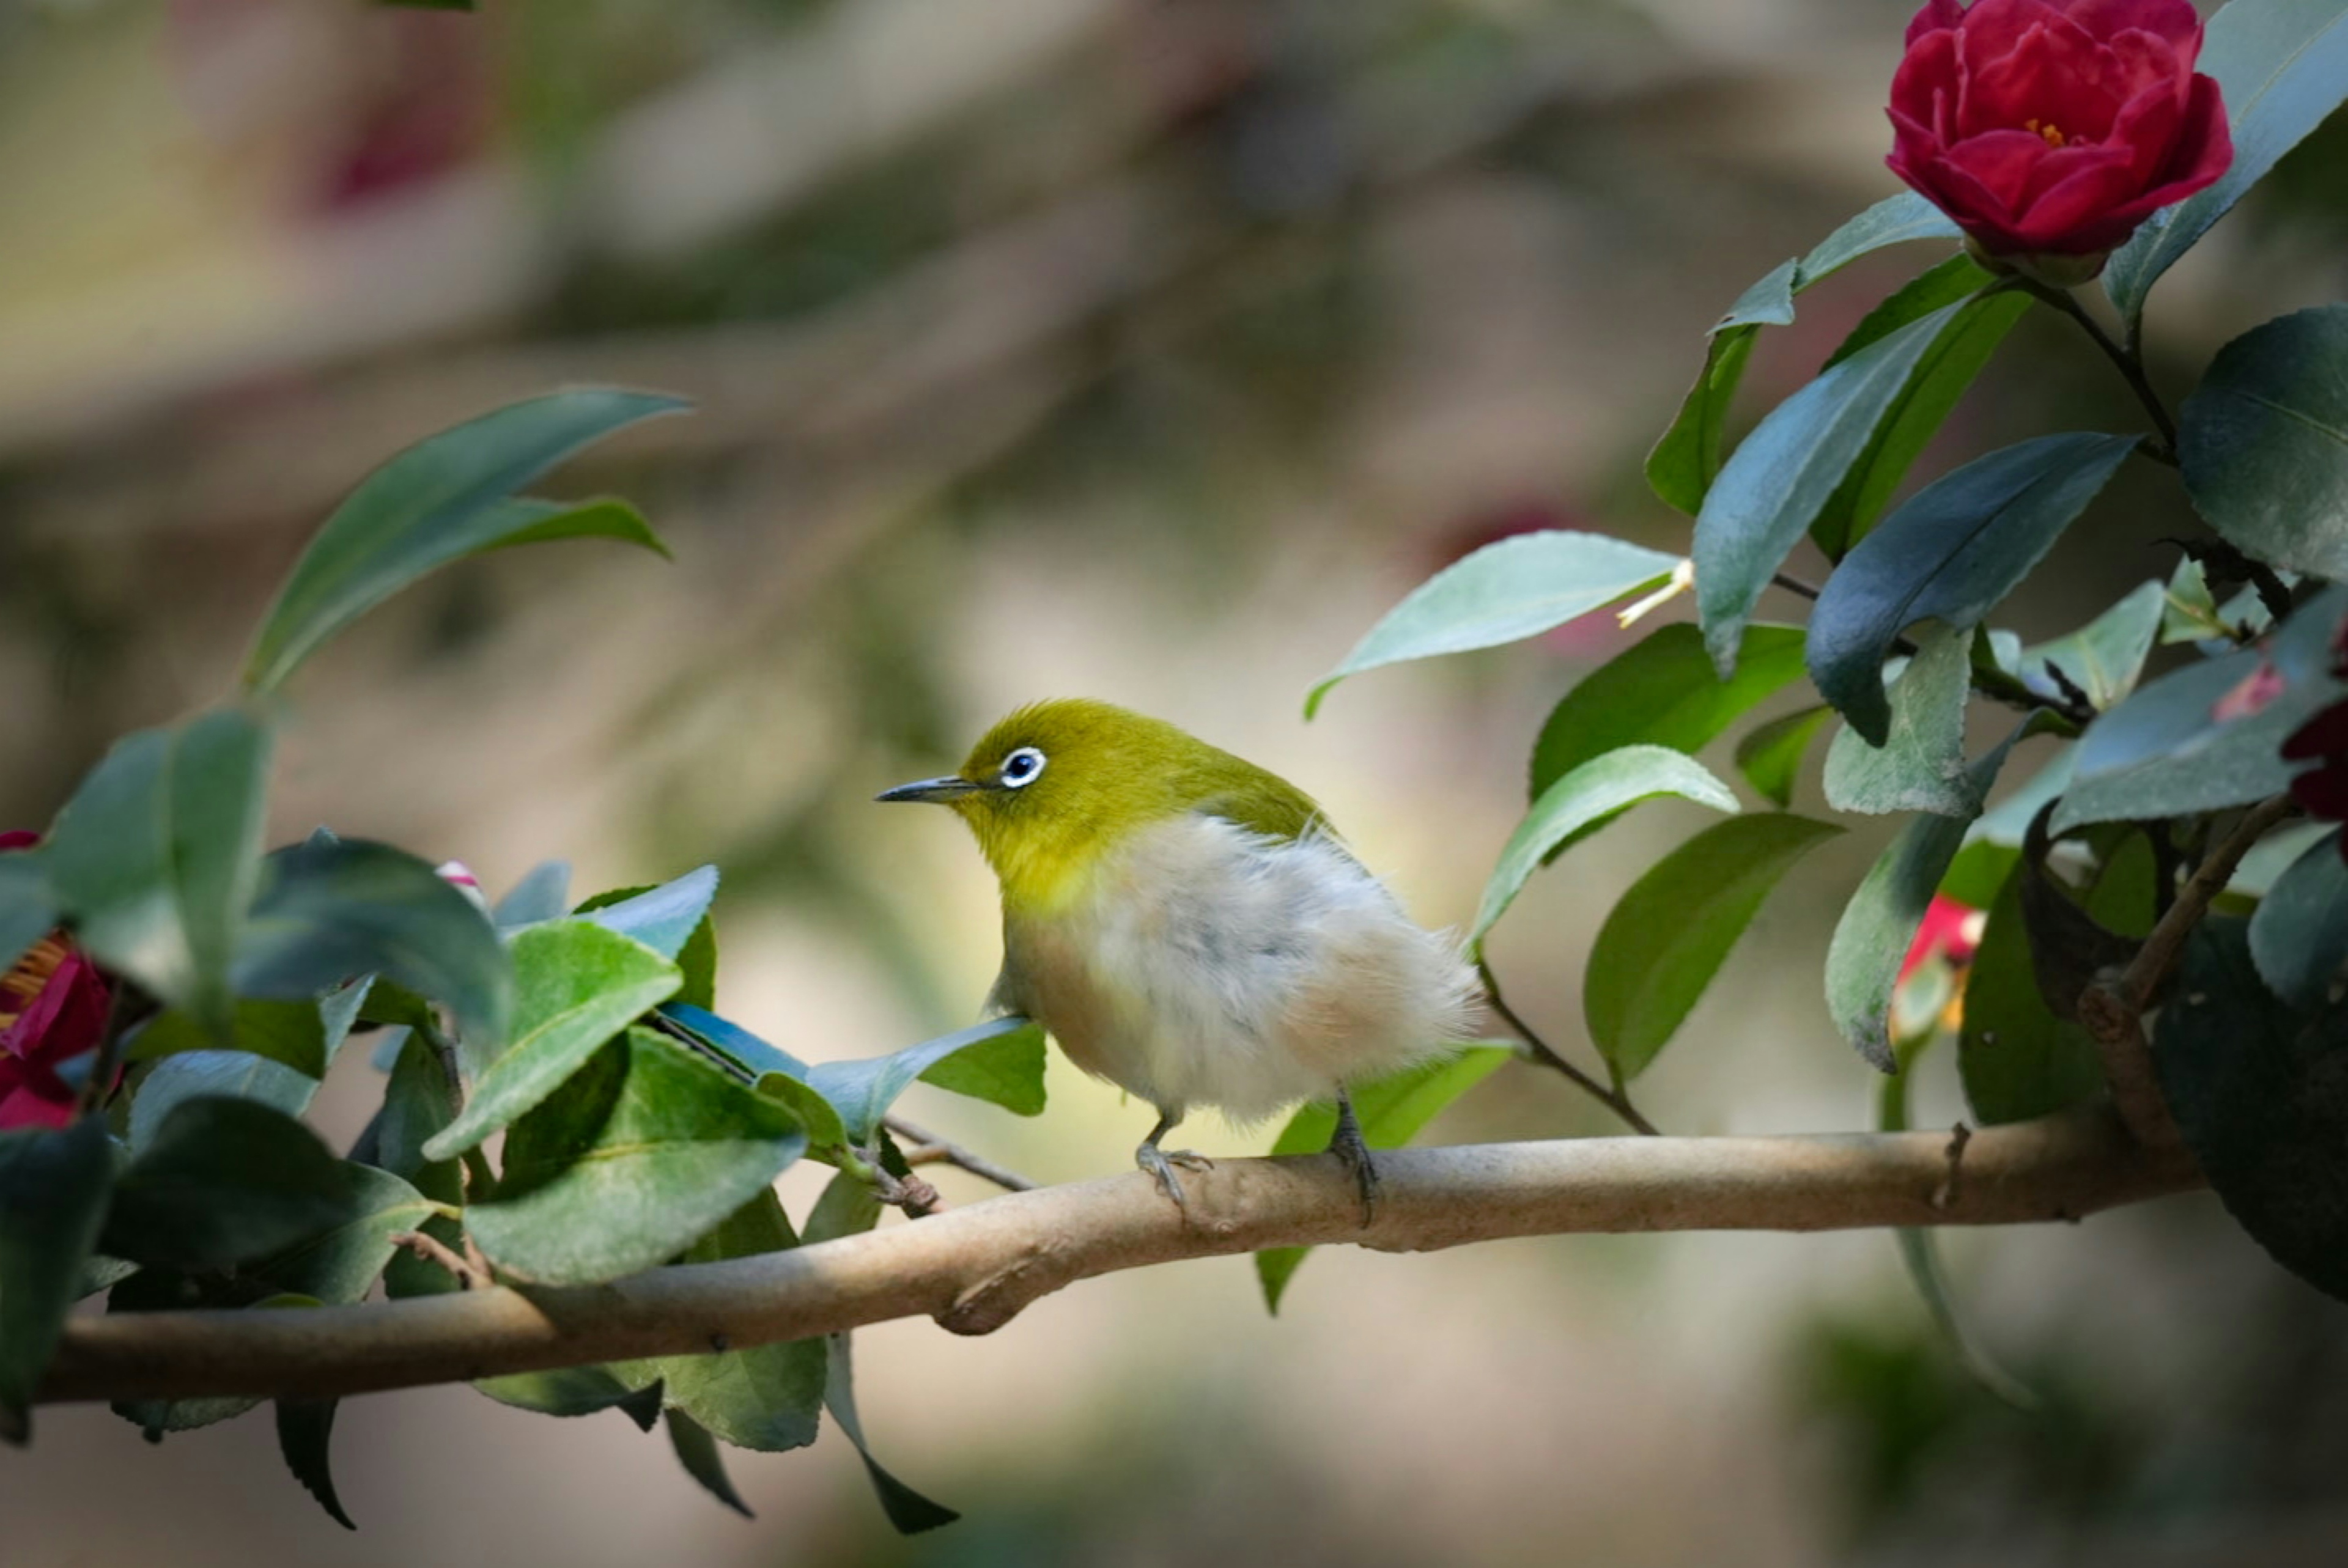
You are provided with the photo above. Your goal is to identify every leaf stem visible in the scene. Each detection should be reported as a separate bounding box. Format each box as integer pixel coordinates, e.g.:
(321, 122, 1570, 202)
(882, 1114, 1038, 1193)
(73, 982, 138, 1117)
(1477, 960, 1659, 1135)
(2023, 281, 2180, 460)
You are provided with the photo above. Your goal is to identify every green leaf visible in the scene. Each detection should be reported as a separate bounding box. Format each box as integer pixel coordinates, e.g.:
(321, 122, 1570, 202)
(1584, 815, 1843, 1083)
(657, 1004, 807, 1080)
(102, 1098, 353, 1271)
(1809, 435, 2138, 743)
(2154, 919, 2348, 1303)
(2054, 585, 2348, 831)
(492, 861, 572, 928)
(1529, 624, 1808, 800)
(2182, 305, 2348, 578)
(576, 867, 718, 962)
(276, 1398, 355, 1529)
(664, 1410, 754, 1518)
(1693, 302, 1968, 675)
(1958, 867, 2107, 1125)
(808, 1015, 1041, 1145)
(915, 1019, 1047, 1117)
(234, 837, 513, 1054)
(241, 391, 684, 692)
(474, 1365, 663, 1419)
(2250, 830, 2348, 1009)
(1966, 748, 2075, 847)
(0, 847, 56, 977)
(467, 1026, 805, 1285)
(1822, 624, 1981, 817)
(1255, 1048, 1512, 1312)
(0, 1119, 114, 1443)
(423, 921, 682, 1160)
(803, 1168, 884, 1245)
(676, 916, 718, 1013)
(107, 1283, 316, 1436)
(371, 1032, 464, 1302)
(127, 989, 366, 1079)
(1307, 532, 1683, 716)
(45, 707, 273, 1040)
(655, 1189, 826, 1452)
(2018, 581, 2167, 713)
(130, 1051, 318, 1151)
(1472, 746, 1740, 954)
(1820, 256, 1991, 373)
(2105, 0, 2348, 325)
(824, 1333, 958, 1534)
(1735, 705, 1833, 809)
(253, 1164, 434, 1304)
(1809, 289, 2034, 558)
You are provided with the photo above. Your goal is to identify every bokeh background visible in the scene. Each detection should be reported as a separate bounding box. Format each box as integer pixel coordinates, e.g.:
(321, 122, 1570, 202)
(4, 0, 2347, 1563)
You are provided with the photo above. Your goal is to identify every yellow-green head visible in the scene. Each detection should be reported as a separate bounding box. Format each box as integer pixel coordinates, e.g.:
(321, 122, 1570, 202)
(876, 699, 1326, 914)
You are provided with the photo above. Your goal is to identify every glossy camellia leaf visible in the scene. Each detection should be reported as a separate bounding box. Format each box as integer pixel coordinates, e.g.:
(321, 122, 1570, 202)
(241, 389, 685, 693)
(1528, 624, 1808, 799)
(915, 1020, 1048, 1117)
(108, 1284, 319, 1437)
(234, 837, 513, 1054)
(659, 1003, 807, 1079)
(2182, 305, 2348, 579)
(2017, 581, 2166, 713)
(367, 1034, 465, 1299)
(1255, 1047, 1513, 1312)
(102, 1097, 354, 1271)
(2250, 829, 2348, 1009)
(44, 707, 273, 1041)
(2154, 919, 2348, 1304)
(467, 1025, 805, 1286)
(807, 1015, 1046, 1145)
(1809, 435, 2138, 743)
(2054, 586, 2348, 831)
(1305, 532, 1683, 717)
(253, 1163, 437, 1305)
(0, 1118, 113, 1443)
(128, 992, 365, 1079)
(0, 847, 55, 976)
(276, 1397, 355, 1531)
(1735, 705, 1833, 809)
(129, 1050, 319, 1150)
(665, 1410, 754, 1518)
(1584, 815, 1843, 1083)
(474, 1366, 663, 1421)
(1649, 194, 1960, 513)
(825, 1333, 958, 1535)
(1822, 624, 1980, 817)
(1818, 256, 1989, 372)
(423, 921, 682, 1160)
(577, 866, 718, 962)
(2106, 0, 2348, 325)
(493, 860, 573, 928)
(654, 1188, 827, 1452)
(1472, 746, 1740, 954)
(1693, 301, 1967, 675)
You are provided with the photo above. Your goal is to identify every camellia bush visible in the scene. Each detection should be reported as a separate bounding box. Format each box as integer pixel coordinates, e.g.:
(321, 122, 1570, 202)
(6, 0, 2348, 1539)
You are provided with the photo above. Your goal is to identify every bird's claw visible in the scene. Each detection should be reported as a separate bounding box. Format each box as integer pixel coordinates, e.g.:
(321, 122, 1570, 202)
(1328, 1095, 1380, 1228)
(1136, 1143, 1213, 1213)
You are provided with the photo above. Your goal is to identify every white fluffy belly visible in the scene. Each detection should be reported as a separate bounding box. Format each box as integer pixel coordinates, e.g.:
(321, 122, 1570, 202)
(994, 814, 1480, 1121)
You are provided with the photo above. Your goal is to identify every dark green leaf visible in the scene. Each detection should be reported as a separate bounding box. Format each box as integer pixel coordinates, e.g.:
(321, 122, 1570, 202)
(128, 996, 338, 1077)
(467, 1026, 805, 1285)
(1473, 746, 1738, 954)
(46, 707, 273, 1039)
(1584, 815, 1843, 1082)
(1809, 435, 2137, 743)
(655, 1190, 825, 1452)
(824, 1334, 958, 1534)
(2106, 0, 2348, 323)
(807, 1015, 1041, 1146)
(1649, 324, 1764, 515)
(423, 921, 681, 1160)
(1307, 532, 1683, 716)
(1820, 256, 1992, 373)
(665, 1410, 754, 1518)
(2018, 581, 2167, 712)
(108, 1283, 315, 1436)
(0, 1119, 114, 1443)
(2154, 919, 2348, 1302)
(368, 1033, 461, 1201)
(234, 837, 512, 1055)
(1694, 303, 1967, 674)
(2250, 830, 2348, 1009)
(1529, 623, 1807, 799)
(676, 915, 718, 1013)
(493, 861, 572, 928)
(1736, 705, 1833, 809)
(253, 1164, 435, 1304)
(577, 867, 718, 962)
(474, 1364, 662, 1419)
(276, 1399, 355, 1529)
(241, 391, 684, 692)
(658, 1004, 807, 1080)
(915, 1019, 1047, 1117)
(1959, 869, 2106, 1125)
(2182, 304, 2348, 578)
(103, 1099, 352, 1270)
(0, 848, 56, 977)
(1938, 841, 2020, 911)
(1822, 624, 1981, 817)
(1967, 748, 2075, 847)
(130, 1051, 317, 1150)
(803, 1169, 884, 1245)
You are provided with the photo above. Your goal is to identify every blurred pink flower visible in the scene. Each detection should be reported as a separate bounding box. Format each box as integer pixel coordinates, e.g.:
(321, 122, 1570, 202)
(1, 833, 111, 1131)
(1899, 893, 1985, 984)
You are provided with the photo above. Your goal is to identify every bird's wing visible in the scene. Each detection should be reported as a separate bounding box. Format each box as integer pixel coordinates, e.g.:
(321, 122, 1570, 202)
(1187, 754, 1341, 846)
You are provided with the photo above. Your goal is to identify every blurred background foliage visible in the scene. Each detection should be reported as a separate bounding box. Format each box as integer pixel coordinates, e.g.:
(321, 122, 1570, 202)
(2, 0, 2347, 1562)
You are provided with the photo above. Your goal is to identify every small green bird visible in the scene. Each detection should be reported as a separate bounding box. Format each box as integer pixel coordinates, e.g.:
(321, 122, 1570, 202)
(878, 699, 1480, 1216)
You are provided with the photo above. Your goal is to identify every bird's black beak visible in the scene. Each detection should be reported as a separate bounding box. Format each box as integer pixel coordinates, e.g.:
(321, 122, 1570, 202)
(875, 775, 985, 804)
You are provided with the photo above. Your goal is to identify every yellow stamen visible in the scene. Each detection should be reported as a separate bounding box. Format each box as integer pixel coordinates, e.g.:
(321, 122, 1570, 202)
(2023, 117, 2066, 148)
(0, 933, 70, 1032)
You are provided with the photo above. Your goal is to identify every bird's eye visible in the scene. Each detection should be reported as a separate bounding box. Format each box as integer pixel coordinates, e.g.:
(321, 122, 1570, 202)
(1000, 746, 1046, 788)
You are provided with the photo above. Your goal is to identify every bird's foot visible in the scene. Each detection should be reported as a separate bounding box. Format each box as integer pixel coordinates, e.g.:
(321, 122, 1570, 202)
(1328, 1092, 1380, 1228)
(1135, 1142, 1214, 1213)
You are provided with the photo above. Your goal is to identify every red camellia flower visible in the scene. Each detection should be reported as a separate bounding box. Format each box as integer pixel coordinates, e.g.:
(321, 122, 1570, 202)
(1, 832, 113, 1130)
(1888, 0, 2232, 265)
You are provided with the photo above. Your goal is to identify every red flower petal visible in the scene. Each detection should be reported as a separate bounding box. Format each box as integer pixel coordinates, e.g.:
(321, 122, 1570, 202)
(2143, 72, 2232, 195)
(1890, 27, 1965, 133)
(1907, 0, 1968, 48)
(1945, 128, 2058, 212)
(1965, 18, 2120, 141)
(2062, 0, 2202, 59)
(0, 830, 38, 853)
(1957, 0, 2086, 67)
(2290, 762, 2348, 823)
(2283, 699, 2348, 762)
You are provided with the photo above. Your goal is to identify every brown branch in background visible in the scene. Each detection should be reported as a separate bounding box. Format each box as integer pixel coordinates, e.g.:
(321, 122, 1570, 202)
(882, 1114, 1038, 1192)
(1475, 960, 1659, 1136)
(39, 1109, 2201, 1407)
(389, 1232, 492, 1292)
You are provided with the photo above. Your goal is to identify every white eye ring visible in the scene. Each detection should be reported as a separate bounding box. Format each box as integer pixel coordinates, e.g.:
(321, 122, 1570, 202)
(1000, 746, 1046, 788)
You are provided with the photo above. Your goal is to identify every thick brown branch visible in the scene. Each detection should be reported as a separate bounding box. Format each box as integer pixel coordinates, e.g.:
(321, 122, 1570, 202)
(42, 1111, 2198, 1406)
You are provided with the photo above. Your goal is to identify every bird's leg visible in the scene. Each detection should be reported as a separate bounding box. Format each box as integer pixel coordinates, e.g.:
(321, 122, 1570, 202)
(1327, 1089, 1380, 1226)
(1135, 1108, 1213, 1213)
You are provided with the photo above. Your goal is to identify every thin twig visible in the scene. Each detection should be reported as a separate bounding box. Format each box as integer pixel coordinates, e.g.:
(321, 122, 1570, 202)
(1771, 571, 1823, 602)
(1477, 960, 1659, 1135)
(2022, 281, 2180, 457)
(1771, 569, 2084, 725)
(881, 1114, 1038, 1192)
(2119, 795, 2299, 1013)
(73, 981, 139, 1117)
(389, 1232, 492, 1292)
